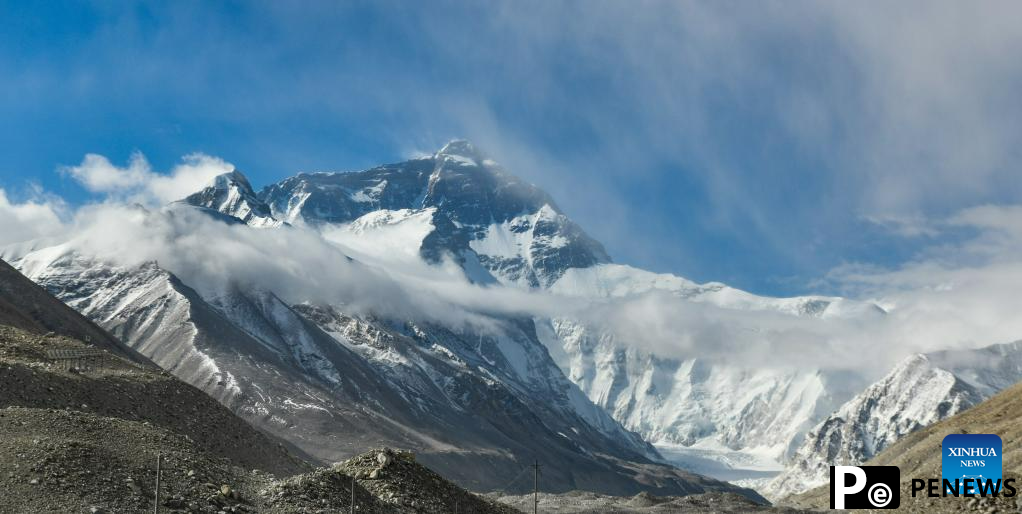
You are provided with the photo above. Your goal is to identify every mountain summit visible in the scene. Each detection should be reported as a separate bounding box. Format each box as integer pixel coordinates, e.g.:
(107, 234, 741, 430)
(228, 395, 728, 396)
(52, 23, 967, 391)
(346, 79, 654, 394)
(435, 138, 484, 163)
(183, 169, 280, 227)
(193, 140, 610, 287)
(6, 141, 769, 501)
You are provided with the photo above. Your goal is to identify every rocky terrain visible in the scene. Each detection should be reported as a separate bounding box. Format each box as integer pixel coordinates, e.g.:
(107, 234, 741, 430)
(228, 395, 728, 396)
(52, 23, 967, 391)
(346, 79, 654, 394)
(0, 255, 150, 366)
(493, 490, 805, 513)
(784, 378, 1022, 513)
(333, 448, 520, 514)
(0, 258, 523, 513)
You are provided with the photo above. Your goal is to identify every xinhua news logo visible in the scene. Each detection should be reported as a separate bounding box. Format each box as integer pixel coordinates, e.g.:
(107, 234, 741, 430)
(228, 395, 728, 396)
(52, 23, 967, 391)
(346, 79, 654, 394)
(943, 433, 1002, 494)
(911, 433, 1016, 497)
(829, 465, 900, 509)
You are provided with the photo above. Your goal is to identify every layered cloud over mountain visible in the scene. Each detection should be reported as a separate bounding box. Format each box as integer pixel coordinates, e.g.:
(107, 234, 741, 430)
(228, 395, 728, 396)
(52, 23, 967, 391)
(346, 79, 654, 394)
(4, 141, 1022, 495)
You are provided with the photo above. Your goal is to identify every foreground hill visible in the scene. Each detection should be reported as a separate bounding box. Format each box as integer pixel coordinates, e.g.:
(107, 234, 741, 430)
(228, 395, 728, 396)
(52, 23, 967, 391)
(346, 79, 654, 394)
(785, 379, 1022, 513)
(494, 490, 807, 513)
(0, 257, 150, 365)
(0, 258, 522, 512)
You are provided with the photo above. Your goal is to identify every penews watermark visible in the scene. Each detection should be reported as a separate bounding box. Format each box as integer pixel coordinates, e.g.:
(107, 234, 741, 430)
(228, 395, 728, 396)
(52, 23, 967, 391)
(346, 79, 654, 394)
(829, 466, 900, 509)
(831, 433, 1018, 509)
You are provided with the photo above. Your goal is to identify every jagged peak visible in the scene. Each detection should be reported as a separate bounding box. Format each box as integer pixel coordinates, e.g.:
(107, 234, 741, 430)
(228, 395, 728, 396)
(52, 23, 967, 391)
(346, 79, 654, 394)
(207, 169, 256, 195)
(435, 139, 483, 163)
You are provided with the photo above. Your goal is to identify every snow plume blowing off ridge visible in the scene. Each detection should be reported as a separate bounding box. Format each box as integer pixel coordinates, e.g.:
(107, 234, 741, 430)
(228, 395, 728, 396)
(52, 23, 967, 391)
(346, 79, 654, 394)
(5, 152, 1022, 377)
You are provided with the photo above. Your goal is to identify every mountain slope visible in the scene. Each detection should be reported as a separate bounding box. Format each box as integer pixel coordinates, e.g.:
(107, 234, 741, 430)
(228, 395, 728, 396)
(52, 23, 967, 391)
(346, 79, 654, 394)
(0, 257, 151, 365)
(0, 258, 314, 512)
(786, 375, 1022, 513)
(2, 222, 765, 501)
(535, 264, 882, 483)
(766, 340, 1022, 500)
(181, 141, 886, 486)
(0, 257, 536, 513)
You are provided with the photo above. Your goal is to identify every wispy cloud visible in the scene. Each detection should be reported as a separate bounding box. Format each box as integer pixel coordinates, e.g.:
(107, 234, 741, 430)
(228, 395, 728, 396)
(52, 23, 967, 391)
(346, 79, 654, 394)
(3, 1, 1020, 293)
(824, 203, 1022, 360)
(61, 152, 233, 205)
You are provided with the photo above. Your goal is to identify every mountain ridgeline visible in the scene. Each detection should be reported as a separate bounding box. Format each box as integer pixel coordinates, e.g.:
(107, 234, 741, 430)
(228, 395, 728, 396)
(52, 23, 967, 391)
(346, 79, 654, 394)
(3, 141, 768, 502)
(190, 140, 610, 287)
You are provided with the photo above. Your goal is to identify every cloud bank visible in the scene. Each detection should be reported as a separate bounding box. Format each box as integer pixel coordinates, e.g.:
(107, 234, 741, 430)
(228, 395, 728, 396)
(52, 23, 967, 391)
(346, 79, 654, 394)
(4, 151, 1022, 377)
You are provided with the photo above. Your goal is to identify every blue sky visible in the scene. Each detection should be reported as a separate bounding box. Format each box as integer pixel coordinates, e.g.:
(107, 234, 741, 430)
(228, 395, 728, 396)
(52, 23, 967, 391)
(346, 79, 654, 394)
(2, 1, 1021, 296)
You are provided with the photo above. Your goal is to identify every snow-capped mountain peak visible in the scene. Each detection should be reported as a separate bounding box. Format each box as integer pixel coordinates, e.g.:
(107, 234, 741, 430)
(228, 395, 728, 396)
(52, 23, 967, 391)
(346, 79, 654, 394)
(435, 139, 484, 165)
(45, 140, 923, 499)
(182, 169, 281, 227)
(246, 141, 610, 286)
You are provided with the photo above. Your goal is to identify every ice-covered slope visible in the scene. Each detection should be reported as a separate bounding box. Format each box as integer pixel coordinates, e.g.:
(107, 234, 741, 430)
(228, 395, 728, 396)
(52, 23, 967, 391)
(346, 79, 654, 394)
(550, 263, 883, 318)
(533, 324, 868, 485)
(537, 263, 880, 482)
(765, 340, 1022, 500)
(786, 363, 1022, 513)
(1, 217, 764, 500)
(180, 143, 886, 486)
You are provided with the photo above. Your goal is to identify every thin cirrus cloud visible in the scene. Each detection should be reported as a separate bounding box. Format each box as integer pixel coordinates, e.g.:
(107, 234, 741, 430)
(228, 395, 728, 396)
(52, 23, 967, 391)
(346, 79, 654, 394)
(3, 2, 1022, 294)
(2, 1, 1022, 370)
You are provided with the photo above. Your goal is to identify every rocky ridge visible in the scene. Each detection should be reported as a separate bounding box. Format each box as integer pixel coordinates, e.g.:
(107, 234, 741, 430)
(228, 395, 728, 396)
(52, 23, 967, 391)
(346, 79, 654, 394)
(767, 340, 1022, 500)
(785, 377, 1022, 513)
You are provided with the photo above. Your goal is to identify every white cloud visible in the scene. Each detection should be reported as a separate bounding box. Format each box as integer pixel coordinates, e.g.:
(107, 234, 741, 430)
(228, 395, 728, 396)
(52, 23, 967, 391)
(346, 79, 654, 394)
(63, 152, 152, 193)
(7, 149, 1022, 379)
(62, 152, 233, 205)
(0, 188, 67, 246)
(825, 204, 1022, 362)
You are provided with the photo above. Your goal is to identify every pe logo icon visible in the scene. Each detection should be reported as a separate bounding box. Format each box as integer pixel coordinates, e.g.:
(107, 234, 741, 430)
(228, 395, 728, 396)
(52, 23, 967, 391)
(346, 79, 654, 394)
(942, 433, 1002, 494)
(829, 465, 900, 509)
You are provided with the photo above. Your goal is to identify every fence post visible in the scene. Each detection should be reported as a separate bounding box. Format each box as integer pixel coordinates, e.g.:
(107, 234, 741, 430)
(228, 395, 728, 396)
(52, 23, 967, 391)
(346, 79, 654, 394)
(532, 460, 540, 514)
(154, 452, 161, 514)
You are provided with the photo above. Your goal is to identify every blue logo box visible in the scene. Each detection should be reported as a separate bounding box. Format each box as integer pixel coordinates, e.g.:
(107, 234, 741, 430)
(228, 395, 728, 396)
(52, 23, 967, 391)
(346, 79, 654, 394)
(942, 433, 1002, 494)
